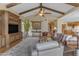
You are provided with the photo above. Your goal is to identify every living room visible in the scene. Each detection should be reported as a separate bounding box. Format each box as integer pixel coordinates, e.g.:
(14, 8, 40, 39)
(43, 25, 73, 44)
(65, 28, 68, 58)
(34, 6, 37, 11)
(0, 3, 79, 56)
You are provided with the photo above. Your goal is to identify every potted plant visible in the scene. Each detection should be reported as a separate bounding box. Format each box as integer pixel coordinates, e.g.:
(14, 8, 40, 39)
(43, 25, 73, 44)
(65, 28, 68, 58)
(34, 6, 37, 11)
(23, 19, 30, 37)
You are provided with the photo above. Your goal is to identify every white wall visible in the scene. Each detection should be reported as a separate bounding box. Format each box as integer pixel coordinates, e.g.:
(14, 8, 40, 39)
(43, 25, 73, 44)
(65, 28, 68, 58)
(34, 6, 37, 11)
(41, 20, 49, 32)
(0, 4, 19, 16)
(0, 4, 6, 10)
(57, 19, 64, 33)
(20, 15, 53, 37)
(57, 8, 79, 33)
(60, 8, 79, 22)
(20, 8, 79, 34)
(21, 15, 52, 33)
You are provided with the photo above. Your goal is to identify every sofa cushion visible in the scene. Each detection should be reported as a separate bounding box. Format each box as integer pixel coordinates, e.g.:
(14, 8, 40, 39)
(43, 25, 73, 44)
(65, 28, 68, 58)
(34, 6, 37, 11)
(36, 41, 59, 51)
(62, 35, 68, 41)
(54, 33, 63, 41)
(66, 35, 72, 41)
(67, 36, 77, 42)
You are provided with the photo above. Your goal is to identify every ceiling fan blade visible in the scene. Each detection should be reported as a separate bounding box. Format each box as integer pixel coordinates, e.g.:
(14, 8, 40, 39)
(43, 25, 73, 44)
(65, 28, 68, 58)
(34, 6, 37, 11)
(44, 12, 52, 14)
(40, 3, 43, 11)
(42, 14, 45, 17)
(34, 13, 39, 16)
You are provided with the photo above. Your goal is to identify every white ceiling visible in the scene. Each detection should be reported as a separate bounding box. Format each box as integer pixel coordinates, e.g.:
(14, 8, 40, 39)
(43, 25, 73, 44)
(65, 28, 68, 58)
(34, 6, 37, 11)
(21, 8, 62, 17)
(21, 9, 40, 17)
(8, 3, 39, 13)
(6, 3, 75, 21)
(43, 3, 74, 13)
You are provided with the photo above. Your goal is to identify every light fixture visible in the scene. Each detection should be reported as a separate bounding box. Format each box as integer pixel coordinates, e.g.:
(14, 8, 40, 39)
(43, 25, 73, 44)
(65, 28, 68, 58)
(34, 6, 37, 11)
(54, 27, 56, 30)
(39, 8, 44, 16)
(39, 13, 43, 16)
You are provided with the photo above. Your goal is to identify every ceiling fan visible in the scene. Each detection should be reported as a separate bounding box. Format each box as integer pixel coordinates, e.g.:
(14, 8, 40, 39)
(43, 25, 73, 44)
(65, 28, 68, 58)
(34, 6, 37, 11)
(35, 4, 52, 17)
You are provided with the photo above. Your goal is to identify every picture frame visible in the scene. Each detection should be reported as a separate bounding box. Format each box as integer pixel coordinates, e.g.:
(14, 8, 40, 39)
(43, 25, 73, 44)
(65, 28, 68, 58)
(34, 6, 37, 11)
(32, 21, 41, 29)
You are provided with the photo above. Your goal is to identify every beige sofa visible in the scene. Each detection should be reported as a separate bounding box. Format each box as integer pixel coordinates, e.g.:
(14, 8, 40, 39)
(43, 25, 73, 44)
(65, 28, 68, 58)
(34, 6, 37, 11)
(32, 41, 64, 56)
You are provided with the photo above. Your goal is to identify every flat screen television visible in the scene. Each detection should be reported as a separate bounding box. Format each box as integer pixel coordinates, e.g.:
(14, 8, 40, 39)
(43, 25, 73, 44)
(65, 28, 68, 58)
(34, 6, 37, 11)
(8, 24, 19, 34)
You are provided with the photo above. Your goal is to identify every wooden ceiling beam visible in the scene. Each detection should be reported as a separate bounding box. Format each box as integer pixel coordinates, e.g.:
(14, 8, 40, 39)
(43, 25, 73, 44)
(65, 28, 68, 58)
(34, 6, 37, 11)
(67, 3, 79, 7)
(19, 3, 65, 15)
(19, 6, 40, 15)
(6, 3, 20, 8)
(39, 3, 43, 11)
(42, 6, 65, 15)
(40, 3, 42, 7)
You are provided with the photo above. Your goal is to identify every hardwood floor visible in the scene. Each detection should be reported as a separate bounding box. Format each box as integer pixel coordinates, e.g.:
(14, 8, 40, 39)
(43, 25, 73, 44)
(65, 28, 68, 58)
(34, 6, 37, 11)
(0, 46, 7, 53)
